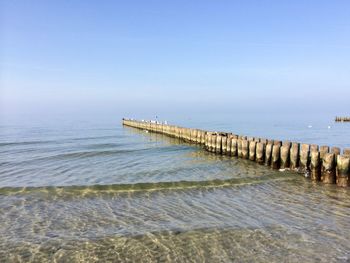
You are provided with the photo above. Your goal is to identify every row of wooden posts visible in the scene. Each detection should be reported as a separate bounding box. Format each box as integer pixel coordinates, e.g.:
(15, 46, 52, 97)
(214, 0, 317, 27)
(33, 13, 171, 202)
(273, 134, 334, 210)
(335, 117, 350, 122)
(122, 119, 350, 187)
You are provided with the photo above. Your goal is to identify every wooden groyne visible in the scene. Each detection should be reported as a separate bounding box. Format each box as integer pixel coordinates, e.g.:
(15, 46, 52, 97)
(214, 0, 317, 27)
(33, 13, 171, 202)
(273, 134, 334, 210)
(122, 119, 350, 187)
(335, 117, 350, 122)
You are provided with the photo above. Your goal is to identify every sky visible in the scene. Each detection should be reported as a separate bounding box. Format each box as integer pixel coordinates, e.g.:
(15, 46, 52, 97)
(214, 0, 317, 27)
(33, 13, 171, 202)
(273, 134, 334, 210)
(1, 0, 350, 120)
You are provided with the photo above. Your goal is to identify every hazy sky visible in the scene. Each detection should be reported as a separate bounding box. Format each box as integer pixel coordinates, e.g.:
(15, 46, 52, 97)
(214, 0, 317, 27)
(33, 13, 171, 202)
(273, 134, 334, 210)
(1, 0, 350, 119)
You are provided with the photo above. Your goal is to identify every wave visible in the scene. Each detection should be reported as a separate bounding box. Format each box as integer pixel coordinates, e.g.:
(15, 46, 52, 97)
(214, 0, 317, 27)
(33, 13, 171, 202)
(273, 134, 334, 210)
(0, 135, 124, 148)
(0, 173, 297, 196)
(0, 140, 55, 147)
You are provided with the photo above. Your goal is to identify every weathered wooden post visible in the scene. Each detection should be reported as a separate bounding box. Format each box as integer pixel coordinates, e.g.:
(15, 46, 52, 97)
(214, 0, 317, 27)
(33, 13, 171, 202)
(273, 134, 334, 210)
(174, 126, 178, 138)
(186, 128, 191, 142)
(265, 143, 273, 166)
(231, 138, 238, 156)
(331, 147, 341, 156)
(208, 133, 214, 152)
(274, 140, 282, 147)
(242, 140, 249, 159)
(267, 139, 274, 145)
(216, 134, 222, 154)
(336, 155, 350, 187)
(226, 135, 232, 155)
(200, 130, 205, 144)
(194, 129, 199, 143)
(321, 153, 336, 184)
(205, 132, 210, 151)
(237, 139, 243, 158)
(256, 142, 265, 164)
(319, 146, 329, 160)
(271, 144, 281, 169)
(201, 131, 206, 145)
(260, 138, 267, 145)
(155, 123, 159, 133)
(189, 129, 195, 143)
(222, 135, 227, 155)
(310, 150, 321, 181)
(211, 134, 217, 153)
(181, 127, 186, 140)
(300, 144, 310, 172)
(195, 129, 201, 144)
(343, 148, 350, 156)
(249, 141, 256, 161)
(280, 142, 291, 169)
(289, 143, 299, 170)
(310, 144, 318, 152)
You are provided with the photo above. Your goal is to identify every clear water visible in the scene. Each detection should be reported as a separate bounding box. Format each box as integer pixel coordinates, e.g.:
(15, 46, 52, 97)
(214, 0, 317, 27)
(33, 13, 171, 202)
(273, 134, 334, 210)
(1, 114, 350, 262)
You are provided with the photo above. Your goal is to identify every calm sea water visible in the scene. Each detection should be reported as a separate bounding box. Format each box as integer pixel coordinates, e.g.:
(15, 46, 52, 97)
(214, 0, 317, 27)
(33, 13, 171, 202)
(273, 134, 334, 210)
(1, 114, 350, 262)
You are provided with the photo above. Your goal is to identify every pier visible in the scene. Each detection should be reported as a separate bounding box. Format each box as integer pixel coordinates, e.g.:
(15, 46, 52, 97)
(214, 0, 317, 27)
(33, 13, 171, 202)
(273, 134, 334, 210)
(335, 117, 350, 122)
(122, 119, 350, 187)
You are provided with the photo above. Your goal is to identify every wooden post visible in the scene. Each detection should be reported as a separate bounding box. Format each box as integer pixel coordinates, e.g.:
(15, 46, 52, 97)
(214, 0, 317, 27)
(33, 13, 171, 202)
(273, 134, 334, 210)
(163, 125, 168, 136)
(249, 141, 256, 161)
(321, 153, 336, 184)
(290, 143, 299, 170)
(280, 143, 291, 169)
(265, 143, 273, 166)
(190, 129, 196, 143)
(271, 144, 281, 169)
(222, 135, 227, 155)
(300, 144, 310, 172)
(331, 147, 341, 156)
(267, 139, 274, 145)
(194, 129, 200, 143)
(256, 142, 265, 164)
(226, 135, 232, 156)
(231, 138, 238, 156)
(205, 132, 210, 151)
(336, 155, 350, 187)
(283, 141, 291, 148)
(310, 150, 321, 181)
(211, 134, 217, 153)
(310, 144, 318, 153)
(187, 128, 191, 141)
(181, 127, 186, 140)
(343, 148, 350, 156)
(274, 140, 282, 147)
(260, 138, 267, 145)
(242, 140, 249, 159)
(186, 128, 191, 142)
(200, 130, 204, 144)
(216, 134, 222, 154)
(237, 139, 243, 158)
(174, 126, 179, 138)
(319, 146, 329, 160)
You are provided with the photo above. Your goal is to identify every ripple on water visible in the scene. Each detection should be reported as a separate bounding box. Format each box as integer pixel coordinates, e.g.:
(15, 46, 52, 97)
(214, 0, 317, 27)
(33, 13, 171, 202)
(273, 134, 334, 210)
(1, 122, 350, 262)
(0, 178, 349, 262)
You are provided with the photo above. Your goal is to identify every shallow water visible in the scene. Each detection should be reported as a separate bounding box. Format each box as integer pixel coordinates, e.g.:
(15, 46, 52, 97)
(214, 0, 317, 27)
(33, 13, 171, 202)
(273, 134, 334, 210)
(1, 116, 350, 262)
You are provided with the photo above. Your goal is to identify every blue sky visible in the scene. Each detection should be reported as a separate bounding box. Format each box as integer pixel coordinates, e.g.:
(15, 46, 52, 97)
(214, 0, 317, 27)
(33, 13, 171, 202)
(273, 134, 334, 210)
(1, 0, 350, 119)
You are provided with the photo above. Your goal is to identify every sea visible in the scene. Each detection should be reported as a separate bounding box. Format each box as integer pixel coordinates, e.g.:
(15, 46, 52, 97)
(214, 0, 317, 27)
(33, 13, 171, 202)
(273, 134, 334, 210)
(0, 113, 350, 262)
